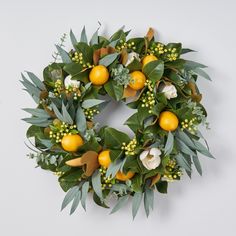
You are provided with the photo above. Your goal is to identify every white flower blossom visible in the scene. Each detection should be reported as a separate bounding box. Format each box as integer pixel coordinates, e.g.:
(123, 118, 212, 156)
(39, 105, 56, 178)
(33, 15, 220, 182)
(125, 52, 140, 67)
(139, 148, 161, 170)
(161, 84, 177, 99)
(64, 75, 80, 88)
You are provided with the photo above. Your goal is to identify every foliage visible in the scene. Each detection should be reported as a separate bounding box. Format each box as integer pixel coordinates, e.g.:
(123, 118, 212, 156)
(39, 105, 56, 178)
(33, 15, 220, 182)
(22, 26, 213, 218)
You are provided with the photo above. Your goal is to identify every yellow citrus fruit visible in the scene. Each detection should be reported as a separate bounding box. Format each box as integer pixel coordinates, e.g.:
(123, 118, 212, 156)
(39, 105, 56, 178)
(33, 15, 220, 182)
(129, 71, 146, 91)
(61, 134, 84, 152)
(159, 111, 179, 131)
(98, 150, 111, 168)
(89, 65, 109, 85)
(142, 55, 158, 67)
(116, 171, 135, 181)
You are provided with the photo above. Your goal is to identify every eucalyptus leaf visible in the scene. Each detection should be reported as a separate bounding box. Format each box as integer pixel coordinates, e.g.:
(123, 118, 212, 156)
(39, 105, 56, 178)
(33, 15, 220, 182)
(61, 185, 80, 211)
(70, 29, 77, 48)
(82, 99, 106, 109)
(55, 45, 72, 63)
(132, 192, 143, 219)
(175, 153, 192, 172)
(23, 108, 50, 118)
(106, 158, 124, 178)
(175, 137, 197, 156)
(110, 195, 129, 214)
(62, 102, 73, 124)
(81, 182, 90, 211)
(164, 131, 174, 155)
(92, 170, 103, 200)
(80, 26, 88, 43)
(51, 103, 64, 121)
(76, 105, 87, 134)
(192, 140, 214, 158)
(99, 53, 119, 67)
(26, 71, 46, 90)
(70, 190, 81, 215)
(192, 155, 202, 175)
(144, 188, 154, 217)
(193, 68, 212, 81)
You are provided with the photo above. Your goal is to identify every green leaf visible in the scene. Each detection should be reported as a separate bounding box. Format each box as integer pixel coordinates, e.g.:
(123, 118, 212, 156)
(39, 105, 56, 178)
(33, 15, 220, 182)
(109, 149, 124, 162)
(104, 127, 130, 149)
(81, 182, 90, 211)
(70, 29, 77, 48)
(131, 175, 143, 192)
(181, 48, 196, 55)
(110, 195, 129, 214)
(62, 103, 73, 124)
(23, 108, 50, 119)
(184, 60, 207, 70)
(90, 28, 99, 45)
(156, 181, 168, 194)
(193, 68, 211, 81)
(175, 137, 197, 156)
(164, 131, 174, 155)
(92, 170, 103, 200)
(80, 26, 88, 43)
(70, 190, 81, 215)
(144, 188, 154, 217)
(175, 153, 191, 172)
(126, 58, 142, 72)
(81, 99, 106, 109)
(51, 103, 64, 121)
(104, 80, 123, 101)
(61, 185, 79, 211)
(26, 71, 46, 90)
(143, 60, 164, 82)
(192, 140, 214, 158)
(132, 192, 143, 219)
(124, 112, 141, 133)
(192, 155, 202, 175)
(93, 192, 109, 208)
(75, 42, 93, 63)
(26, 125, 43, 138)
(55, 45, 72, 63)
(99, 52, 119, 67)
(76, 105, 87, 134)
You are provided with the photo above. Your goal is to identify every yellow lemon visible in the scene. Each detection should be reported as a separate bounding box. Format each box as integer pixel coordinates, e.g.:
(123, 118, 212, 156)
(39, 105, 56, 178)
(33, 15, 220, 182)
(61, 134, 84, 152)
(142, 55, 158, 67)
(89, 65, 109, 85)
(116, 171, 135, 181)
(129, 71, 146, 91)
(98, 150, 111, 168)
(159, 111, 179, 131)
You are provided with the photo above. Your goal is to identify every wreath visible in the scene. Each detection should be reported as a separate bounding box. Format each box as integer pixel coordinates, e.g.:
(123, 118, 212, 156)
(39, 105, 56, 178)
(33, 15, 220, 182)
(22, 26, 214, 218)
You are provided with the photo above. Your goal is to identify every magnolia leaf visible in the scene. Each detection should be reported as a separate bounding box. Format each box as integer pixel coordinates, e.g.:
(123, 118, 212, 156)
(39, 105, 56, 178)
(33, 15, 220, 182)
(55, 45, 72, 63)
(164, 131, 174, 155)
(193, 68, 212, 81)
(70, 29, 77, 48)
(26, 71, 46, 90)
(70, 190, 81, 215)
(144, 188, 154, 217)
(146, 27, 154, 41)
(181, 48, 196, 55)
(110, 195, 129, 214)
(99, 52, 119, 67)
(156, 181, 168, 194)
(132, 192, 143, 219)
(61, 185, 80, 211)
(80, 26, 88, 43)
(184, 60, 207, 70)
(76, 105, 87, 134)
(81, 99, 106, 109)
(143, 60, 164, 83)
(81, 182, 90, 211)
(104, 80, 123, 101)
(92, 170, 103, 200)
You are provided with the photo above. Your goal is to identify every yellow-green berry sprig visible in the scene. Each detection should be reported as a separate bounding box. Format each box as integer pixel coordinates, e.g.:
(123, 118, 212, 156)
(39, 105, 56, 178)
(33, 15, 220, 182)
(65, 85, 81, 100)
(70, 51, 93, 69)
(99, 167, 116, 190)
(49, 121, 77, 144)
(141, 91, 156, 113)
(116, 40, 136, 51)
(181, 117, 198, 134)
(165, 48, 178, 61)
(149, 43, 167, 56)
(163, 159, 182, 181)
(121, 138, 137, 156)
(53, 79, 63, 97)
(84, 107, 100, 120)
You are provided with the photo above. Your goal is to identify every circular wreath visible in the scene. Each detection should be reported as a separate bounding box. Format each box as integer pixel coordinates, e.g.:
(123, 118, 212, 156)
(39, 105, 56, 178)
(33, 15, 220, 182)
(22, 26, 213, 217)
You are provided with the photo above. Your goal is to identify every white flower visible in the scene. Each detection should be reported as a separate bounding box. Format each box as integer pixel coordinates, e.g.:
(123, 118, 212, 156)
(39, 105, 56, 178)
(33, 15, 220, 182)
(125, 52, 140, 67)
(139, 148, 161, 170)
(64, 75, 80, 88)
(161, 84, 177, 99)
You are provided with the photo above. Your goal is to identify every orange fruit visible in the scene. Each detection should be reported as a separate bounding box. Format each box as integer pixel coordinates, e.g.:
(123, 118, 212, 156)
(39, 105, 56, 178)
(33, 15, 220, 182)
(159, 111, 179, 131)
(129, 71, 146, 91)
(61, 134, 84, 152)
(142, 55, 158, 67)
(89, 65, 109, 85)
(116, 171, 135, 181)
(98, 150, 111, 168)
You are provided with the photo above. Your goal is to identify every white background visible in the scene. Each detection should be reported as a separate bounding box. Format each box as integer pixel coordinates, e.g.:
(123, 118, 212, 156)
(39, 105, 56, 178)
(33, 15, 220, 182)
(0, 0, 235, 235)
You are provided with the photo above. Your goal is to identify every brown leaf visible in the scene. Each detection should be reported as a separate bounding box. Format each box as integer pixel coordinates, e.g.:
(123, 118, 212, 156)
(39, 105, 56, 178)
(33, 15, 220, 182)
(121, 49, 128, 65)
(93, 47, 116, 65)
(146, 27, 154, 41)
(188, 82, 202, 102)
(65, 151, 99, 177)
(123, 86, 137, 98)
(150, 173, 161, 187)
